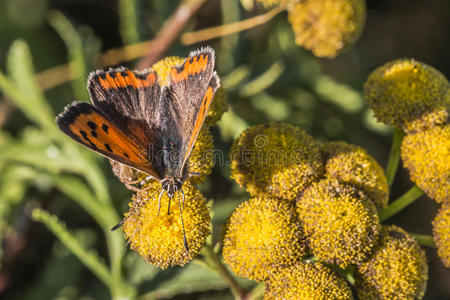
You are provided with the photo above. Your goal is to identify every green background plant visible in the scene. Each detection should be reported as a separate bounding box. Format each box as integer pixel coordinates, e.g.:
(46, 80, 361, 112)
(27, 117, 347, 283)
(0, 0, 448, 299)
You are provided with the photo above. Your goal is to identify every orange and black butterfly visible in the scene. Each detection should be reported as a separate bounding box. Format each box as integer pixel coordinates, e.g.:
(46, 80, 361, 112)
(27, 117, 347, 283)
(56, 47, 220, 251)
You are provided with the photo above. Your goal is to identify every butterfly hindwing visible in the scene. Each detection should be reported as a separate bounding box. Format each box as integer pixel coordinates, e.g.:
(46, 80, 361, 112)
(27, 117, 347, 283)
(56, 102, 162, 180)
(164, 47, 220, 172)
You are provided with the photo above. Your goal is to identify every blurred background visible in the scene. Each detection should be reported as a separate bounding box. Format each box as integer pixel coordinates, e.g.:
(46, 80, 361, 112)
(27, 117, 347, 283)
(0, 0, 448, 299)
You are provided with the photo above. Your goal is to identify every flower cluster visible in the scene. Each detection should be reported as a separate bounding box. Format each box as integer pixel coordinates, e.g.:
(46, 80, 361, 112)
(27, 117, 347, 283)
(225, 122, 428, 297)
(287, 0, 366, 58)
(433, 204, 450, 268)
(118, 55, 227, 268)
(365, 59, 449, 268)
(355, 225, 428, 299)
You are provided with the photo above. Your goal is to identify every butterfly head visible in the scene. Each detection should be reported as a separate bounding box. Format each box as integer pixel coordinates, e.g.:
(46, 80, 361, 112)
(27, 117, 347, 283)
(161, 177, 183, 199)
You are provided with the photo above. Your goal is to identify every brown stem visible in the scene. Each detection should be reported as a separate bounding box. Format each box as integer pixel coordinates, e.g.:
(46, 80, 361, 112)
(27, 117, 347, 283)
(136, 0, 209, 69)
(181, 5, 285, 45)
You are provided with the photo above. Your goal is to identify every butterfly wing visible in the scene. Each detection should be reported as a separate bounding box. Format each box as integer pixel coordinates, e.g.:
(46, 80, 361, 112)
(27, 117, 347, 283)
(87, 67, 164, 148)
(56, 102, 162, 180)
(163, 47, 221, 173)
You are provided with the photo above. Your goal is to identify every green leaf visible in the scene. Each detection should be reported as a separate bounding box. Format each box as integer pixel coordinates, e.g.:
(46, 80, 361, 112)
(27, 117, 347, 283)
(139, 263, 227, 298)
(48, 10, 89, 100)
(0, 40, 55, 133)
(32, 209, 113, 288)
(118, 0, 140, 45)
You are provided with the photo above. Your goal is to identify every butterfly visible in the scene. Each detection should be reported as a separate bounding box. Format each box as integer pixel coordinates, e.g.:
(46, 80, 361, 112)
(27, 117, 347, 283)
(56, 47, 220, 251)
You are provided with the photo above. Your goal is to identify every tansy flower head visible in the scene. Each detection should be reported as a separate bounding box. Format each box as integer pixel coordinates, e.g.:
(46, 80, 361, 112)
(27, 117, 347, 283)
(356, 225, 428, 300)
(187, 127, 214, 184)
(230, 122, 324, 201)
(151, 56, 185, 85)
(264, 262, 354, 299)
(222, 197, 307, 281)
(401, 124, 450, 204)
(433, 204, 450, 267)
(321, 141, 389, 209)
(297, 178, 380, 268)
(288, 0, 366, 58)
(123, 181, 211, 269)
(364, 59, 450, 133)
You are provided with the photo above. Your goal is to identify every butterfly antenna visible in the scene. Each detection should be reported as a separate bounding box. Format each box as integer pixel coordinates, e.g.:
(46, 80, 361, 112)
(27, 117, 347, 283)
(180, 187, 186, 210)
(111, 190, 158, 231)
(157, 189, 165, 218)
(176, 189, 189, 252)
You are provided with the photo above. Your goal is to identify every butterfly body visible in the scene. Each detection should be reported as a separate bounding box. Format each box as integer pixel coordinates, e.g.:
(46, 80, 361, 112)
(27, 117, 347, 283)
(56, 48, 220, 248)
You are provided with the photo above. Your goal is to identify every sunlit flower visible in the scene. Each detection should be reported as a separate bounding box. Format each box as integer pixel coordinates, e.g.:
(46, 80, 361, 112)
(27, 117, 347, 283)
(187, 127, 214, 184)
(356, 225, 428, 299)
(364, 59, 449, 133)
(264, 261, 354, 299)
(123, 181, 211, 269)
(297, 178, 380, 268)
(151, 56, 184, 85)
(288, 0, 366, 58)
(433, 204, 450, 267)
(230, 122, 324, 201)
(205, 86, 228, 127)
(321, 141, 389, 209)
(222, 197, 307, 281)
(401, 124, 450, 204)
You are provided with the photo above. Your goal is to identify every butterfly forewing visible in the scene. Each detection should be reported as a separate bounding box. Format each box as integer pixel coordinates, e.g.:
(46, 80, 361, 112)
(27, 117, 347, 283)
(56, 102, 162, 180)
(164, 47, 221, 174)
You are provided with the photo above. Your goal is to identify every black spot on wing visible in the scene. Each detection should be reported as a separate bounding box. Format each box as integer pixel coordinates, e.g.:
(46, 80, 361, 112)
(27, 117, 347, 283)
(91, 130, 98, 138)
(87, 121, 97, 130)
(104, 143, 113, 152)
(102, 123, 109, 134)
(79, 130, 98, 149)
(123, 152, 129, 158)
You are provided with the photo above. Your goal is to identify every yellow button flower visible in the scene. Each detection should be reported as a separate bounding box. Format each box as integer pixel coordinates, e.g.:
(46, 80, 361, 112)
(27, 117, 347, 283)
(222, 197, 307, 281)
(230, 122, 324, 201)
(288, 0, 366, 58)
(356, 225, 428, 299)
(364, 59, 449, 133)
(433, 204, 450, 268)
(122, 181, 211, 269)
(321, 141, 389, 210)
(401, 124, 450, 204)
(265, 262, 354, 299)
(297, 178, 381, 268)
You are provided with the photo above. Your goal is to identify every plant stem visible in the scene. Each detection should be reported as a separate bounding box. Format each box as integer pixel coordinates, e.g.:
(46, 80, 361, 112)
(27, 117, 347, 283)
(385, 129, 404, 189)
(247, 283, 265, 300)
(201, 245, 247, 300)
(379, 186, 424, 222)
(181, 6, 285, 45)
(410, 233, 436, 248)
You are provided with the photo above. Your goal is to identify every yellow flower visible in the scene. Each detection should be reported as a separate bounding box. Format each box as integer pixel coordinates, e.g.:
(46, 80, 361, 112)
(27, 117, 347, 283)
(222, 197, 307, 281)
(230, 122, 324, 201)
(288, 0, 366, 58)
(356, 225, 428, 300)
(364, 59, 450, 133)
(297, 178, 381, 268)
(151, 56, 184, 85)
(401, 124, 450, 204)
(265, 262, 354, 299)
(204, 86, 228, 127)
(433, 204, 450, 268)
(321, 141, 389, 209)
(187, 127, 214, 184)
(122, 181, 210, 269)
